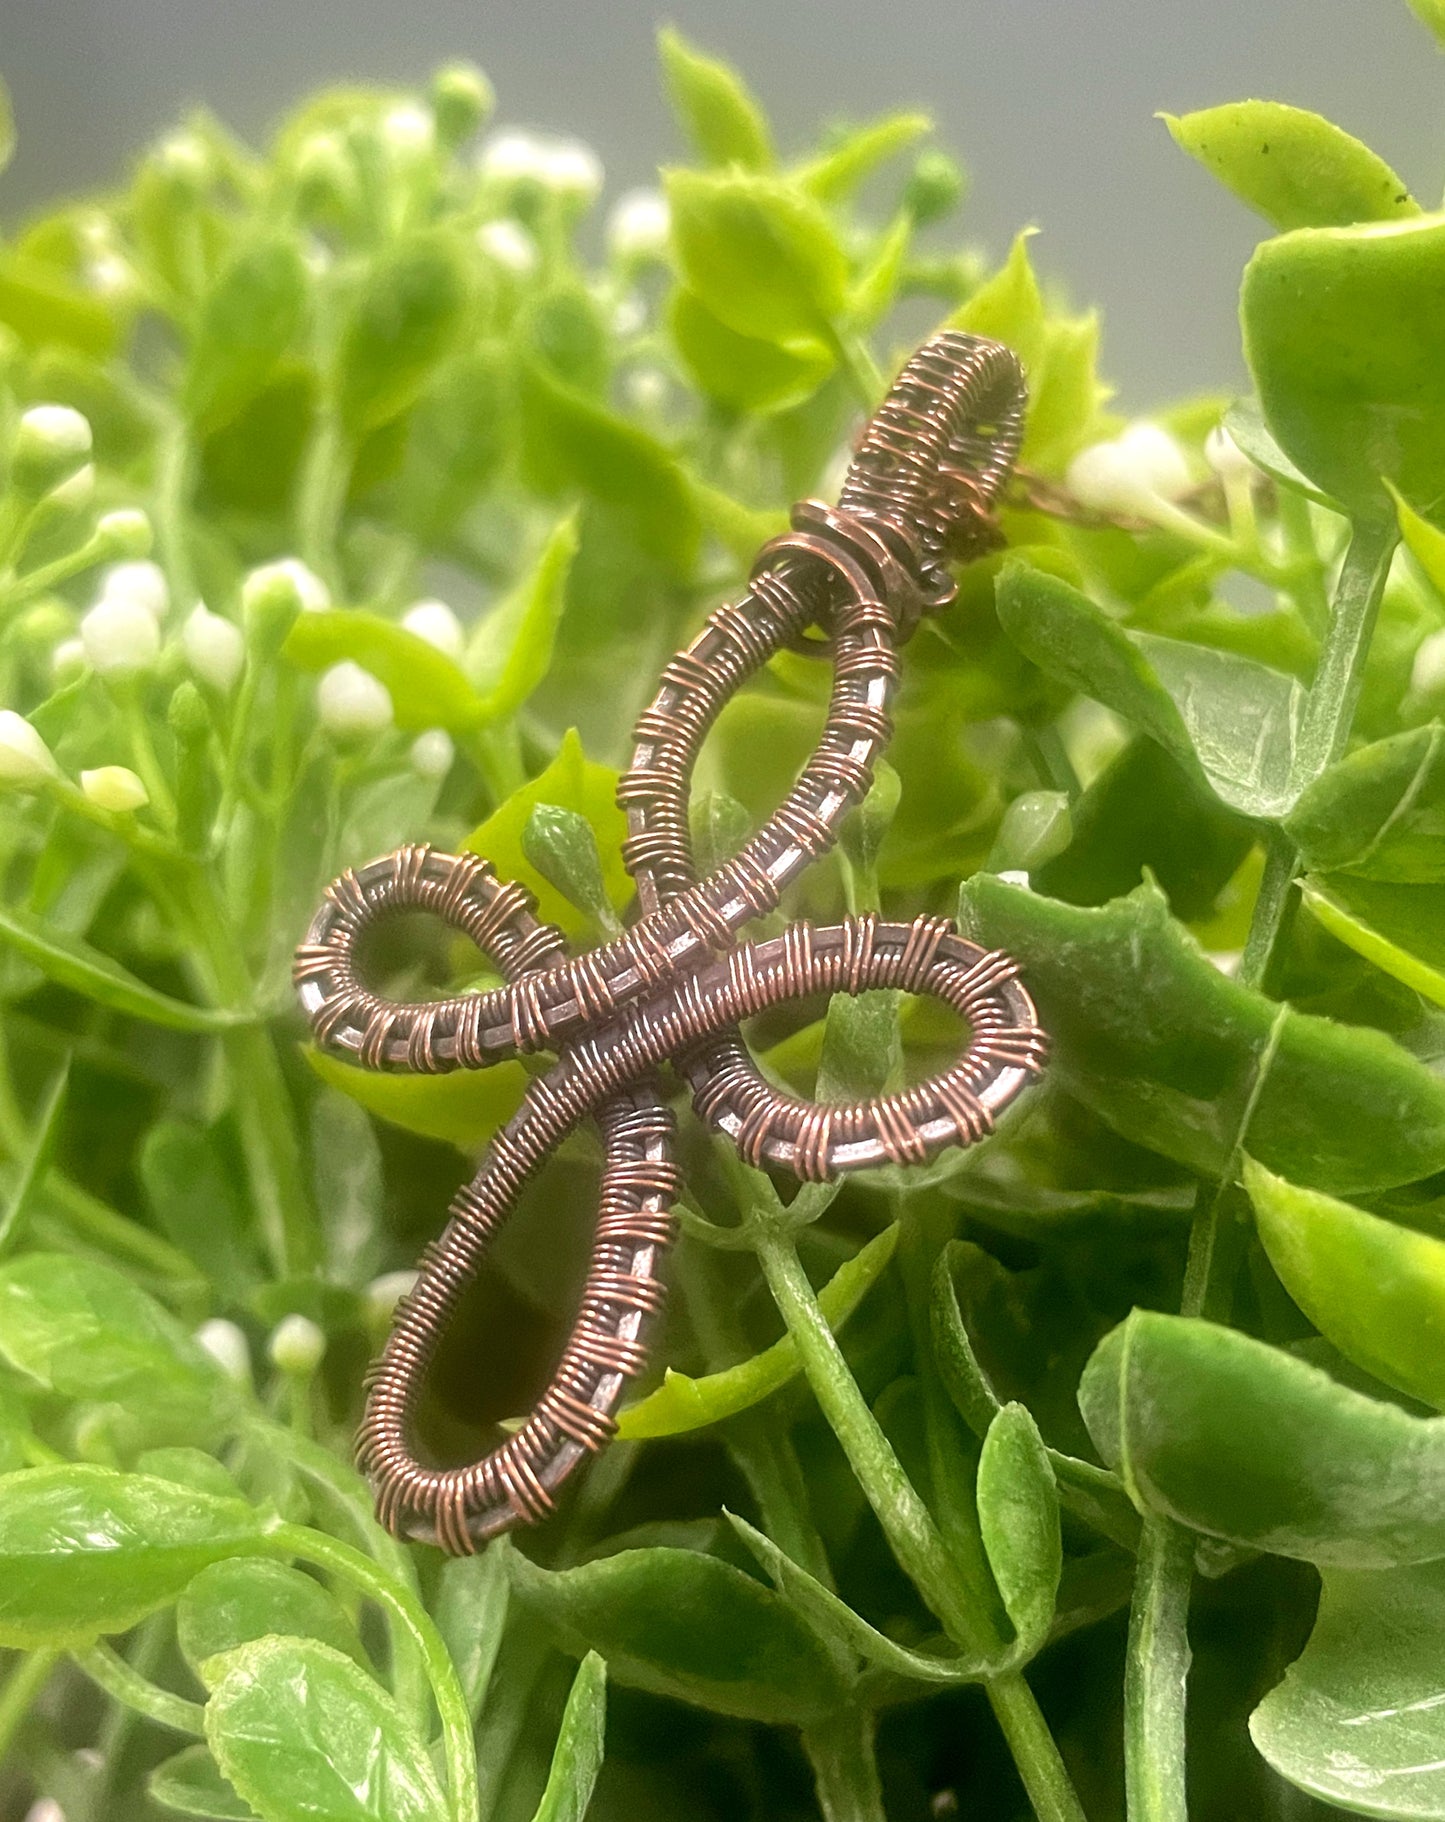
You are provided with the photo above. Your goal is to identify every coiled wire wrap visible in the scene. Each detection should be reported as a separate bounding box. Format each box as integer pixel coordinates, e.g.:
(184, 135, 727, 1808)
(294, 330, 1047, 1551)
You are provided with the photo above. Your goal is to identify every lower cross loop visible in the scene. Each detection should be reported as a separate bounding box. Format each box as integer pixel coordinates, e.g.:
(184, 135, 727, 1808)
(295, 330, 1049, 1553)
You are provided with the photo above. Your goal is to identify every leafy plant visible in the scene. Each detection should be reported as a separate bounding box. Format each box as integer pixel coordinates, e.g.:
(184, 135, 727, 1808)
(0, 17, 1442, 1822)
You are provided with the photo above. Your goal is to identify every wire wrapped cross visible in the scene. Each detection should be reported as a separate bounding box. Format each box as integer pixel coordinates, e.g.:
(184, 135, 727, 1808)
(295, 331, 1049, 1554)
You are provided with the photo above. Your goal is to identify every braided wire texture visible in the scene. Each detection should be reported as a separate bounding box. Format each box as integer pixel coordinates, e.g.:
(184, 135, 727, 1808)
(295, 330, 1048, 1552)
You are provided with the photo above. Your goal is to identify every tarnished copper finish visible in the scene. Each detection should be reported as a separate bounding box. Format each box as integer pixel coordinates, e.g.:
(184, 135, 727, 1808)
(295, 331, 1048, 1553)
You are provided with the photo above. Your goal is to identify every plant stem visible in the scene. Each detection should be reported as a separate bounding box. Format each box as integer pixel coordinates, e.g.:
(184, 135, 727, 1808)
(1119, 513, 1397, 1822)
(754, 1225, 1086, 1822)
(0, 1649, 57, 1767)
(72, 1642, 205, 1735)
(803, 1706, 888, 1822)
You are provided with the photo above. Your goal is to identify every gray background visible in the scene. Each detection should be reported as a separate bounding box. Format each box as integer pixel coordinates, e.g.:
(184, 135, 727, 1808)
(2, 0, 1441, 407)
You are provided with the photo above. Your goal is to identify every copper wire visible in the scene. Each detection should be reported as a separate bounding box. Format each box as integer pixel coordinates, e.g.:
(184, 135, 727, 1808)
(295, 331, 1048, 1551)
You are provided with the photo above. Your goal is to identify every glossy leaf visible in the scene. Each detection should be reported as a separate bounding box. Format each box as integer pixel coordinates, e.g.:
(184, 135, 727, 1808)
(204, 1636, 448, 1822)
(178, 1558, 368, 1680)
(1079, 1311, 1445, 1566)
(1302, 875, 1445, 1007)
(283, 610, 483, 733)
(618, 1224, 899, 1438)
(531, 1651, 607, 1822)
(1251, 1559, 1445, 1819)
(668, 288, 832, 414)
(947, 229, 1046, 372)
(665, 168, 849, 348)
(1392, 478, 1445, 597)
(976, 1402, 1061, 1654)
(0, 901, 248, 1032)
(435, 1546, 510, 1722)
(0, 1252, 240, 1447)
(1242, 214, 1445, 522)
(150, 1745, 258, 1821)
(0, 1466, 266, 1646)
(1248, 1158, 1445, 1411)
(1287, 724, 1445, 881)
(797, 112, 931, 203)
(505, 1541, 852, 1724)
(469, 512, 579, 721)
(185, 235, 308, 432)
(336, 235, 468, 434)
(1165, 102, 1418, 230)
(1223, 395, 1337, 507)
(305, 1043, 529, 1152)
(658, 26, 773, 170)
(960, 871, 1445, 1193)
(522, 805, 617, 934)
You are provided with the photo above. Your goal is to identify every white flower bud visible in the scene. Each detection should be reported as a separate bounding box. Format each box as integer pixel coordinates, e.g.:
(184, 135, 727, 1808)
(401, 597, 464, 658)
(478, 129, 551, 184)
(623, 365, 669, 414)
(80, 593, 161, 677)
(155, 132, 210, 188)
(243, 556, 330, 617)
(1204, 424, 1255, 483)
(87, 252, 137, 299)
(607, 188, 670, 262)
(317, 661, 393, 736)
(0, 711, 59, 788)
(80, 765, 148, 812)
(23, 1797, 66, 1822)
(541, 138, 603, 204)
(269, 1312, 325, 1376)
(476, 218, 539, 276)
(381, 102, 435, 157)
(365, 1270, 419, 1327)
(478, 130, 601, 203)
(183, 602, 245, 692)
(95, 508, 153, 558)
(1410, 628, 1445, 698)
(431, 61, 494, 144)
(410, 727, 455, 779)
(195, 1317, 252, 1385)
(102, 559, 170, 622)
(12, 404, 92, 495)
(1067, 423, 1192, 516)
(52, 637, 87, 681)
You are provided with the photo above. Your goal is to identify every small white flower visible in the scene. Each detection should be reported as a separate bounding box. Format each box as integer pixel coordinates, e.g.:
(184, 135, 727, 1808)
(381, 102, 435, 155)
(1204, 424, 1255, 483)
(0, 711, 59, 788)
(478, 129, 601, 203)
(317, 661, 393, 736)
(1410, 627, 1445, 698)
(80, 594, 160, 678)
(81, 765, 148, 812)
(410, 727, 455, 779)
(401, 597, 464, 658)
(52, 637, 86, 680)
(195, 1317, 252, 1385)
(607, 188, 670, 262)
(477, 218, 539, 277)
(87, 252, 136, 299)
(155, 133, 210, 187)
(182, 603, 245, 693)
(365, 1270, 419, 1326)
(478, 128, 552, 184)
(23, 1798, 66, 1822)
(102, 558, 170, 622)
(542, 138, 603, 203)
(95, 508, 153, 557)
(14, 403, 92, 479)
(269, 1312, 325, 1376)
(623, 365, 669, 415)
(1067, 423, 1192, 516)
(243, 556, 331, 618)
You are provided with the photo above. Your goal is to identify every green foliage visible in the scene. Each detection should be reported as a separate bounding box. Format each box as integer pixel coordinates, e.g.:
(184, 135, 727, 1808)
(0, 19, 1443, 1822)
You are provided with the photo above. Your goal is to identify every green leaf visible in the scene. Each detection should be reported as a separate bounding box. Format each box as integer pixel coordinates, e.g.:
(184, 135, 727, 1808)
(1302, 874, 1445, 1007)
(958, 872, 1445, 1194)
(519, 359, 700, 575)
(435, 1547, 510, 1723)
(141, 1120, 263, 1289)
(657, 26, 774, 170)
(1164, 102, 1418, 230)
(205, 1636, 448, 1822)
(1287, 724, 1445, 880)
(618, 1224, 899, 1438)
(505, 1541, 852, 1725)
(137, 1447, 248, 1505)
(0, 249, 118, 354)
(995, 563, 1304, 817)
(848, 213, 912, 330)
(179, 1559, 368, 1681)
(665, 168, 849, 348)
(531, 1651, 607, 1822)
(304, 1043, 530, 1152)
(946, 229, 1046, 372)
(0, 902, 248, 1032)
(0, 1252, 240, 1448)
(283, 609, 483, 733)
(150, 1745, 258, 1820)
(1078, 1311, 1445, 1566)
(1248, 1158, 1445, 1412)
(464, 729, 630, 939)
(976, 1403, 1061, 1655)
(395, 345, 512, 540)
(796, 113, 931, 203)
(1242, 214, 1445, 523)
(1223, 396, 1338, 507)
(0, 1059, 69, 1258)
(1405, 0, 1445, 45)
(0, 1466, 265, 1646)
(668, 288, 833, 414)
(468, 512, 578, 720)
(336, 235, 468, 434)
(522, 805, 617, 934)
(308, 1089, 383, 1288)
(1024, 311, 1108, 473)
(1391, 477, 1445, 597)
(1251, 1559, 1445, 1819)
(185, 235, 308, 432)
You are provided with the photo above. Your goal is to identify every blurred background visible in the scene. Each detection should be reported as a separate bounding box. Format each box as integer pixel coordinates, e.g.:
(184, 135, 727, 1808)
(2, 0, 1441, 408)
